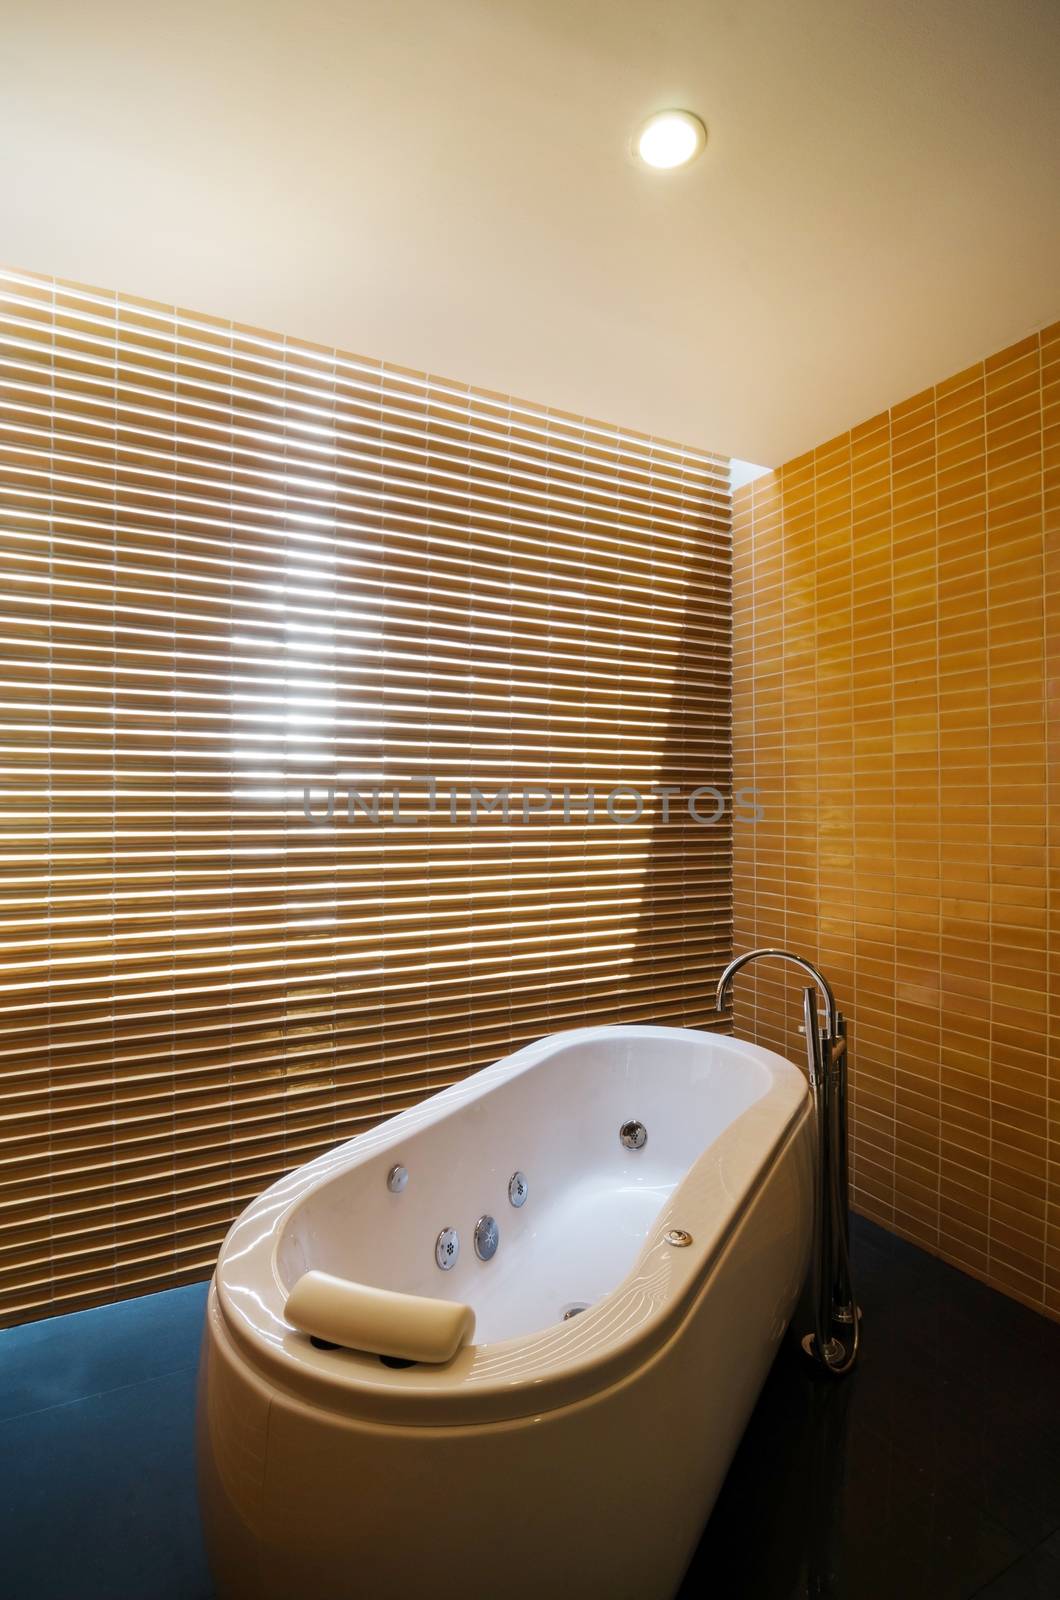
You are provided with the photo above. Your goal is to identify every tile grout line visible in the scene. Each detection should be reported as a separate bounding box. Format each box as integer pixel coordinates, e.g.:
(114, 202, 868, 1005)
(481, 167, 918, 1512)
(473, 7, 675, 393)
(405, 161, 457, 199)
(968, 1522, 1060, 1597)
(0, 1360, 200, 1430)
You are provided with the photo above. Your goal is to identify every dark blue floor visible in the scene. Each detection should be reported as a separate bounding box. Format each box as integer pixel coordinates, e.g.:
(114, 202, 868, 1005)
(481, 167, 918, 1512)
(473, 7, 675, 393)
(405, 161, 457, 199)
(0, 1280, 213, 1600)
(1, 1220, 1058, 1599)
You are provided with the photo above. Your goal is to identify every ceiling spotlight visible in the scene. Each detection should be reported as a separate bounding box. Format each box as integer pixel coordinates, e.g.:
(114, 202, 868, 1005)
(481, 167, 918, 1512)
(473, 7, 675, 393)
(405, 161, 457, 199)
(634, 110, 707, 170)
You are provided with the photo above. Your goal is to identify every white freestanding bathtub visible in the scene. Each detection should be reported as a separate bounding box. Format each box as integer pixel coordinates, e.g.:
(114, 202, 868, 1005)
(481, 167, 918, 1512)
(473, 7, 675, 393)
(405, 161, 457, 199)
(197, 1025, 813, 1600)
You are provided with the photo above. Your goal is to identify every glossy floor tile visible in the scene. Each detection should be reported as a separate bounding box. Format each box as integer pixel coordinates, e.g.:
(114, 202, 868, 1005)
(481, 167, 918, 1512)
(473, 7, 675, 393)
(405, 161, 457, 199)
(1, 1222, 1058, 1599)
(0, 1280, 210, 1424)
(0, 1283, 212, 1600)
(680, 1218, 1060, 1599)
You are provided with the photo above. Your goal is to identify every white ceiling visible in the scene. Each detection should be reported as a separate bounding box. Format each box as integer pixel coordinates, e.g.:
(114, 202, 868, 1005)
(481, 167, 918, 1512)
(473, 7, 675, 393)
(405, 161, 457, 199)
(3, 0, 1059, 464)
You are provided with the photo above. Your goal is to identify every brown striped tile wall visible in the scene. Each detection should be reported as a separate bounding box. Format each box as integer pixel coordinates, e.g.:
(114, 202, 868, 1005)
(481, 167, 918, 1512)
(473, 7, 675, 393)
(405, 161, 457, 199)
(732, 321, 1060, 1320)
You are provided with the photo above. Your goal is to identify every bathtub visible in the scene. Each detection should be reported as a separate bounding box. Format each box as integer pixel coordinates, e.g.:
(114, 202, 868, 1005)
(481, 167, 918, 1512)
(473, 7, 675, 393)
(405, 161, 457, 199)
(197, 1024, 813, 1600)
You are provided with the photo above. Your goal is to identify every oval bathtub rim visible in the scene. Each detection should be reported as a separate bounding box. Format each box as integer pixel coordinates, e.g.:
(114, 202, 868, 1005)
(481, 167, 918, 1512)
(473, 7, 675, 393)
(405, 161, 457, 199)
(211, 1025, 811, 1427)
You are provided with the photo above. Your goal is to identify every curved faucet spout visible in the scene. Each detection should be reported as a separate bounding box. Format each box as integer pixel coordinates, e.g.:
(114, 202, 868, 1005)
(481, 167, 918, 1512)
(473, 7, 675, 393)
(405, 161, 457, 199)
(715, 946, 838, 1039)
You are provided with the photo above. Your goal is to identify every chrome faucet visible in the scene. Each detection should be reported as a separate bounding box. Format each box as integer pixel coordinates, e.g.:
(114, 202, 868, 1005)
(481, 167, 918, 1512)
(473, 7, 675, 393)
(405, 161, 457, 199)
(716, 948, 860, 1375)
(717, 947, 839, 1044)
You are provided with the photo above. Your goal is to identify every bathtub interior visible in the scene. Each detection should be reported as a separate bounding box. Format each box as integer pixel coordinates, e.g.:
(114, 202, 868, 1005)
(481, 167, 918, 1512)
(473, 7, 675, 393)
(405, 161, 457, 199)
(274, 1031, 777, 1346)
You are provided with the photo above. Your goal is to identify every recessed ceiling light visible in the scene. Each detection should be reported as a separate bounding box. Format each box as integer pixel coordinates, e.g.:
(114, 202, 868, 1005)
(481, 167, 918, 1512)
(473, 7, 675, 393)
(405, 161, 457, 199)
(634, 110, 707, 170)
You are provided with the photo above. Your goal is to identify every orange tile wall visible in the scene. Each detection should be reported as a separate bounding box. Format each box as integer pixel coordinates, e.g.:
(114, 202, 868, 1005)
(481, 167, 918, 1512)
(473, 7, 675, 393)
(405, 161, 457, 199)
(732, 322, 1060, 1320)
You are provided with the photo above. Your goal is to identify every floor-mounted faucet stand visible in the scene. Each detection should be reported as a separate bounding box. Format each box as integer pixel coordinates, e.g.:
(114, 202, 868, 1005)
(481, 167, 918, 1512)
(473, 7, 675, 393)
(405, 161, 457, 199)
(715, 948, 861, 1375)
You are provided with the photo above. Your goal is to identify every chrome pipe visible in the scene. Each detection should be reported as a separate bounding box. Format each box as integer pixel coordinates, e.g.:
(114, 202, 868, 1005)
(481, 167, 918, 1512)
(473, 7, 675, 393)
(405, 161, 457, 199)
(803, 986, 844, 1367)
(715, 948, 860, 1375)
(830, 1015, 855, 1322)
